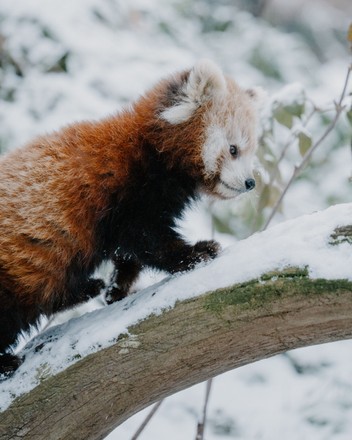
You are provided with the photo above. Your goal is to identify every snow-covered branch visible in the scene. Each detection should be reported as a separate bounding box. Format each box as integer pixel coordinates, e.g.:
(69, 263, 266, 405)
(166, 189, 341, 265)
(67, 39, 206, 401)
(0, 204, 351, 440)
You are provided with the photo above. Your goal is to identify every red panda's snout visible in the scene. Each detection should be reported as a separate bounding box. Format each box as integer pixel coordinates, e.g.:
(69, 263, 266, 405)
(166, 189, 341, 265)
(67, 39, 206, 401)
(245, 178, 256, 191)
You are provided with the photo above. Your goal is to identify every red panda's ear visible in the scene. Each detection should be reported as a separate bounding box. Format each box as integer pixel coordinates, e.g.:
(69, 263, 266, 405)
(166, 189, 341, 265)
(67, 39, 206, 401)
(161, 59, 226, 124)
(245, 86, 267, 111)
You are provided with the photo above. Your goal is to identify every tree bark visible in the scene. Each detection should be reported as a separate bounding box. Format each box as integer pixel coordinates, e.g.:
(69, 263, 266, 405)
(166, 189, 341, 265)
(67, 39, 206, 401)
(0, 228, 351, 439)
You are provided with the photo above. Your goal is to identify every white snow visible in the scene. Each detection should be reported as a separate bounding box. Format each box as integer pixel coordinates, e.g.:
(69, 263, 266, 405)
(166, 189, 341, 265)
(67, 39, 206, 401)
(271, 82, 306, 108)
(0, 202, 350, 412)
(0, 0, 351, 438)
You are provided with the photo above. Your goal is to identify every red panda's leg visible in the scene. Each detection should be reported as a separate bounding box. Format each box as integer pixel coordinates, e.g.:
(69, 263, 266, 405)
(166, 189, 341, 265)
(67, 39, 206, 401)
(138, 234, 221, 274)
(51, 277, 106, 313)
(105, 255, 142, 304)
(79, 278, 106, 302)
(0, 353, 22, 378)
(164, 238, 221, 273)
(0, 289, 30, 377)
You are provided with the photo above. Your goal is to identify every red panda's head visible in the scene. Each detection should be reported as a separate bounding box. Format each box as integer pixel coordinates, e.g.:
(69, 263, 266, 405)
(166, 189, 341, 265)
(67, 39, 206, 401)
(137, 60, 264, 200)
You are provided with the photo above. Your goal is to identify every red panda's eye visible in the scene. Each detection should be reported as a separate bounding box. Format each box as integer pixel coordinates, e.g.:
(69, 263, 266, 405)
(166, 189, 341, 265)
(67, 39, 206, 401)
(229, 145, 239, 158)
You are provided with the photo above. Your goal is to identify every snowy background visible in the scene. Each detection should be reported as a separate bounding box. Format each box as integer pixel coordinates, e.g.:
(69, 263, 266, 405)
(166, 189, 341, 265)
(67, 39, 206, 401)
(0, 0, 351, 439)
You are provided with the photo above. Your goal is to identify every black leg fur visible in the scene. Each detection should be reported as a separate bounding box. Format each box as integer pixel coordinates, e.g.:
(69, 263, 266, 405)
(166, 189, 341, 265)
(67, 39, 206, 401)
(136, 232, 221, 274)
(0, 353, 22, 379)
(79, 278, 106, 302)
(106, 255, 142, 304)
(105, 239, 219, 304)
(0, 289, 31, 378)
(52, 269, 106, 313)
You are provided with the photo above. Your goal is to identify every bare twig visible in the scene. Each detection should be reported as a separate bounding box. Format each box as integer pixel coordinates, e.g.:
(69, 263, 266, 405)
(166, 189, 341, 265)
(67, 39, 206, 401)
(259, 104, 318, 209)
(130, 400, 164, 440)
(350, 136, 352, 182)
(195, 378, 213, 440)
(262, 63, 352, 231)
(274, 105, 317, 177)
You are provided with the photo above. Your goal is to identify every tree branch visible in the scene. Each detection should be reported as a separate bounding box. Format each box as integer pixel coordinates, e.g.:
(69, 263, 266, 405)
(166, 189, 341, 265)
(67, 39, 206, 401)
(0, 212, 351, 440)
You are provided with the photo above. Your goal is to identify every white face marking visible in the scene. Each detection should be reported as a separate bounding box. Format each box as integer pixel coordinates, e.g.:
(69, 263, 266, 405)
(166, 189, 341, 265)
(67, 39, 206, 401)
(201, 81, 259, 200)
(158, 60, 261, 200)
(216, 147, 255, 199)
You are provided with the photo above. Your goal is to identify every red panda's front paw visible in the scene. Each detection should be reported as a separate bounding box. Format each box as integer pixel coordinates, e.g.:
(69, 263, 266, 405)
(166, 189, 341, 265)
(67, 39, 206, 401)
(0, 353, 23, 379)
(170, 240, 221, 273)
(193, 240, 221, 263)
(105, 286, 129, 304)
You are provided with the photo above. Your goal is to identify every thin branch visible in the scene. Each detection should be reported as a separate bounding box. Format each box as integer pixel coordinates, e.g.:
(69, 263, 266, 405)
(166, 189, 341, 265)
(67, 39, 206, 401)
(277, 106, 316, 168)
(263, 104, 317, 195)
(130, 400, 164, 440)
(195, 378, 213, 440)
(262, 63, 352, 231)
(350, 135, 352, 182)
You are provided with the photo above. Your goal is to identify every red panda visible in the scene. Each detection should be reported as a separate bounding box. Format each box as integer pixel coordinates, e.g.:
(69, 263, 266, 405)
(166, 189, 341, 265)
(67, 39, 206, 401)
(0, 60, 260, 376)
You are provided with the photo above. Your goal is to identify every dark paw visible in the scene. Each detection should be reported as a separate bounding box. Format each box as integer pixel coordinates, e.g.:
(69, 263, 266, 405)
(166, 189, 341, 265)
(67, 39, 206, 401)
(173, 240, 221, 273)
(105, 286, 128, 305)
(83, 278, 105, 300)
(193, 240, 221, 262)
(0, 353, 22, 379)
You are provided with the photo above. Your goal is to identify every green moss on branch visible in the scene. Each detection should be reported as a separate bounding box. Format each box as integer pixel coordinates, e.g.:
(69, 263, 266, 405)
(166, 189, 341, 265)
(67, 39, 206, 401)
(203, 268, 352, 314)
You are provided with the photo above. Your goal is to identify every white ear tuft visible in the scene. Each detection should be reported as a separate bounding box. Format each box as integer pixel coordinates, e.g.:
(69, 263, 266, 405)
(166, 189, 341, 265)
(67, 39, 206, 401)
(161, 104, 196, 125)
(186, 59, 227, 103)
(245, 86, 267, 111)
(160, 59, 226, 125)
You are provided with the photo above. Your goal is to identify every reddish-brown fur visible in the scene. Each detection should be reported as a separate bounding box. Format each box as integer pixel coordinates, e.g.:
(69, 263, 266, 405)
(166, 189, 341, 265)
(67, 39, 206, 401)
(0, 61, 259, 375)
(0, 77, 208, 309)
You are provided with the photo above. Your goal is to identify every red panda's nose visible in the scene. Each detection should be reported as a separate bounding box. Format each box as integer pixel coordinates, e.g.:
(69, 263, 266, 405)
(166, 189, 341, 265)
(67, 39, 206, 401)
(245, 178, 256, 191)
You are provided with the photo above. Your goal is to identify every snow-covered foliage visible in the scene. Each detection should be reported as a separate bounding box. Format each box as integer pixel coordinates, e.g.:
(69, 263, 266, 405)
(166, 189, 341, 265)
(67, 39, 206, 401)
(0, 0, 351, 438)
